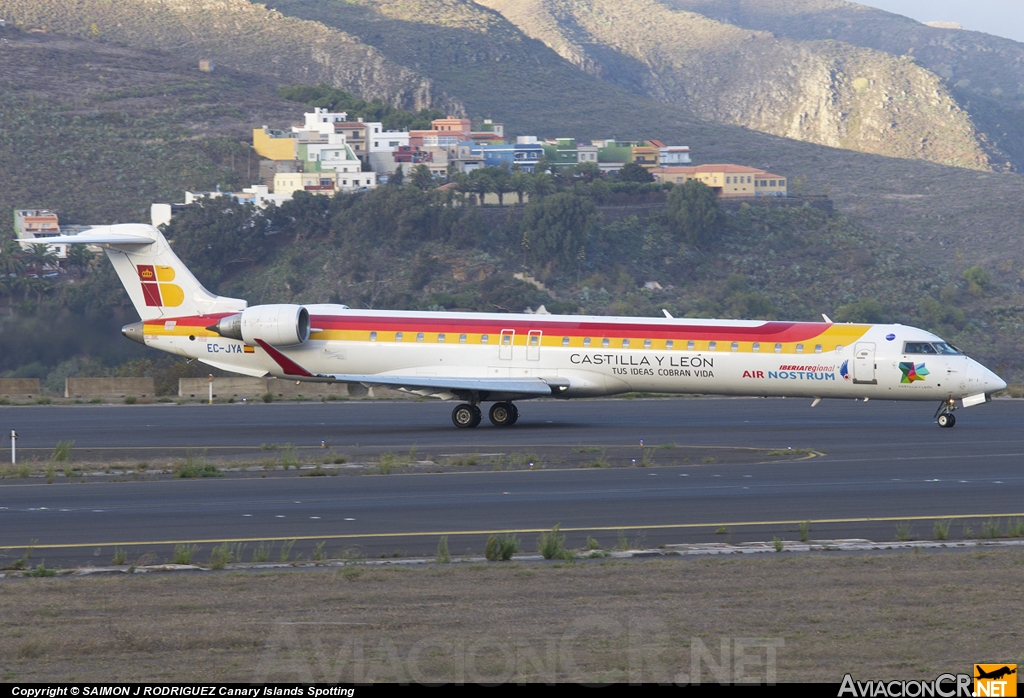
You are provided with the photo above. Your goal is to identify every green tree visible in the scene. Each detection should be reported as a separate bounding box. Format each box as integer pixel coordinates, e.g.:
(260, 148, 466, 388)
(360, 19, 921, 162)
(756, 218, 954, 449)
(520, 193, 596, 270)
(468, 169, 494, 205)
(488, 166, 514, 206)
(962, 265, 990, 297)
(510, 171, 531, 205)
(834, 298, 886, 323)
(574, 161, 601, 180)
(410, 163, 434, 191)
(666, 180, 725, 246)
(388, 166, 405, 187)
(617, 162, 655, 183)
(526, 172, 556, 200)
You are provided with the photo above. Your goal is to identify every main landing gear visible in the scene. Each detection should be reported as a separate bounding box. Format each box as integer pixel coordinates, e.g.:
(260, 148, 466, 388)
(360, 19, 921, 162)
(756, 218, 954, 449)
(451, 402, 519, 428)
(935, 398, 957, 428)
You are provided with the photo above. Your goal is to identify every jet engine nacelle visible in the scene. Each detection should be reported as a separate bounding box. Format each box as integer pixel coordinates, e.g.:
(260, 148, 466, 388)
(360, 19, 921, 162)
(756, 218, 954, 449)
(211, 304, 310, 346)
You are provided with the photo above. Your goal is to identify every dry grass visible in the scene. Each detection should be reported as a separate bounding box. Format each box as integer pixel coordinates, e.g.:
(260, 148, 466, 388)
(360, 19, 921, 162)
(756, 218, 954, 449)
(1, 550, 1023, 682)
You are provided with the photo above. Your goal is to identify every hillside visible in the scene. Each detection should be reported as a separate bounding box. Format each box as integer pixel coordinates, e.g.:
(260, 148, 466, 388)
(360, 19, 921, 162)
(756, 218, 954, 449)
(664, 0, 1024, 171)
(4, 1, 1024, 277)
(478, 0, 994, 170)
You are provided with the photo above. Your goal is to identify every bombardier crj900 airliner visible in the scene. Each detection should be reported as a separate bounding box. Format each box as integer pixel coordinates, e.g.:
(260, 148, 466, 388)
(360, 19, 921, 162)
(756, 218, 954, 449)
(44, 224, 1005, 429)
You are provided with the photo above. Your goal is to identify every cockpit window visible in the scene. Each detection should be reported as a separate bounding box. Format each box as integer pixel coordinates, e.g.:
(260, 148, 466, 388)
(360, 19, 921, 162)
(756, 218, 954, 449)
(933, 342, 962, 355)
(904, 342, 938, 355)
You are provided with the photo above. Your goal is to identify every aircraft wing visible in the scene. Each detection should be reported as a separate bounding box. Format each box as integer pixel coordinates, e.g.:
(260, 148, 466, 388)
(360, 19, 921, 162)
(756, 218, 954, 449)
(253, 339, 567, 398)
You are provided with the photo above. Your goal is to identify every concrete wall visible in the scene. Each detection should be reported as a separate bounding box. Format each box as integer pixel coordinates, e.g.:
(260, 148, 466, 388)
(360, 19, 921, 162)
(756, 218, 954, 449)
(0, 378, 41, 398)
(179, 377, 268, 398)
(65, 378, 154, 398)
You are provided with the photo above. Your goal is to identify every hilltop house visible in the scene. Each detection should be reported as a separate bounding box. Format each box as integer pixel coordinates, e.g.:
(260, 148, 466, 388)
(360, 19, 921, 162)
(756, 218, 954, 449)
(651, 164, 787, 197)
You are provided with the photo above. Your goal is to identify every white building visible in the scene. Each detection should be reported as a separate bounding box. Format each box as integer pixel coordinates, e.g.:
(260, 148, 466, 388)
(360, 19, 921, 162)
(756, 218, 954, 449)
(659, 146, 692, 166)
(14, 209, 68, 259)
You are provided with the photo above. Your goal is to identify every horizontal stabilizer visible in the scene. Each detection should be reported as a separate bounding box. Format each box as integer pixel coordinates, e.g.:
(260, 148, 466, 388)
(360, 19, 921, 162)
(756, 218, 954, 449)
(21, 233, 154, 246)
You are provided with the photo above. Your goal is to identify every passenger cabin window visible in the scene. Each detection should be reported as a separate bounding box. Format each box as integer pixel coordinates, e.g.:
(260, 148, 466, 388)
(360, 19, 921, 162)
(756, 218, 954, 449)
(622, 339, 630, 348)
(369, 331, 377, 342)
(666, 340, 674, 350)
(502, 334, 512, 345)
(530, 335, 540, 346)
(796, 344, 804, 354)
(416, 332, 424, 342)
(752, 342, 760, 352)
(687, 340, 694, 351)
(643, 339, 652, 349)
(562, 337, 570, 346)
(481, 334, 489, 344)
(395, 332, 403, 342)
(459, 334, 467, 344)
(584, 337, 591, 347)
(438, 333, 445, 343)
(730, 342, 739, 352)
(835, 345, 843, 353)
(602, 338, 610, 348)
(814, 344, 822, 354)
(774, 343, 782, 353)
(709, 341, 717, 351)
(904, 342, 938, 354)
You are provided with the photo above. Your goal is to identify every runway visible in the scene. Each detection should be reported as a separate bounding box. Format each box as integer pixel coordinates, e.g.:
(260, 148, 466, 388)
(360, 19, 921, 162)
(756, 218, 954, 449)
(2, 398, 1023, 567)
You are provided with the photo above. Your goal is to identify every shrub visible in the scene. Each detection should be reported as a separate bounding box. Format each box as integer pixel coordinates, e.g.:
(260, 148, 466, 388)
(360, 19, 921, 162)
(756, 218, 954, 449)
(112, 548, 128, 565)
(25, 562, 57, 577)
(52, 440, 74, 462)
(436, 536, 451, 564)
(173, 543, 199, 565)
(773, 537, 784, 552)
(538, 524, 569, 560)
(262, 392, 274, 403)
(799, 521, 810, 542)
(933, 519, 951, 541)
(209, 543, 232, 569)
(124, 395, 137, 405)
(485, 534, 520, 561)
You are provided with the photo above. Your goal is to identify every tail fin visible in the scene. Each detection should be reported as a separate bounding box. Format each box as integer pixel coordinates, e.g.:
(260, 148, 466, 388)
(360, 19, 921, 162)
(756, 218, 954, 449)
(38, 224, 246, 320)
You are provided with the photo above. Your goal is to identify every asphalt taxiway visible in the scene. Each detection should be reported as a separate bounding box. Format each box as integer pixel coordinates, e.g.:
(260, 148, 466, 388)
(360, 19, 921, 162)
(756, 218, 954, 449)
(2, 398, 1022, 567)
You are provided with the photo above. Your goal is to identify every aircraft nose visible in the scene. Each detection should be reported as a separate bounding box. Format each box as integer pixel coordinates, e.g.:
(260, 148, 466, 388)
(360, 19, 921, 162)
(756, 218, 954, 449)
(986, 369, 1007, 394)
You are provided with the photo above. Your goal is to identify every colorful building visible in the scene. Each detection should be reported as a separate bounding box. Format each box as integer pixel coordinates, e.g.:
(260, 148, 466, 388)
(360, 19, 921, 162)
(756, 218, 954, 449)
(651, 164, 787, 198)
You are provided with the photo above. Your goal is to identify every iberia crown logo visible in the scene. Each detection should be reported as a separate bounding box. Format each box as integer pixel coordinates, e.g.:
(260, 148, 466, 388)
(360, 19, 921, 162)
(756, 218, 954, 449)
(899, 361, 929, 384)
(136, 264, 184, 307)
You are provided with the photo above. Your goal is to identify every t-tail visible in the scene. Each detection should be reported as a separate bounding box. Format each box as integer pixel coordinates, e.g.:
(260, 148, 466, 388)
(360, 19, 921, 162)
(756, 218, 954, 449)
(35, 224, 247, 327)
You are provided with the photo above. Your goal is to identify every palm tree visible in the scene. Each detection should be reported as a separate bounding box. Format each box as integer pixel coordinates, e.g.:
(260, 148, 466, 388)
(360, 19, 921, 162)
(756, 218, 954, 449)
(489, 166, 514, 206)
(24, 243, 58, 277)
(511, 171, 531, 205)
(527, 172, 555, 200)
(64, 245, 95, 276)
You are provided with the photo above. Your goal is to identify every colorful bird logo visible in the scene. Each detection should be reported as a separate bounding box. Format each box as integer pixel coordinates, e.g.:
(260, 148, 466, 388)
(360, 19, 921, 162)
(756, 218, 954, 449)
(899, 362, 930, 383)
(839, 360, 850, 380)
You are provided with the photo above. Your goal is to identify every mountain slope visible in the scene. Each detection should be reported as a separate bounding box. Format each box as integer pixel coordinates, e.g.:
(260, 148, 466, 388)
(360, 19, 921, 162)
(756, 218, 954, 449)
(663, 0, 1024, 170)
(478, 0, 995, 170)
(0, 0, 455, 113)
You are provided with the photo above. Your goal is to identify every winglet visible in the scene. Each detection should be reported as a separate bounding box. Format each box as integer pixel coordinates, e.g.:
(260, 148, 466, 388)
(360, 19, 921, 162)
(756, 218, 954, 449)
(254, 338, 314, 377)
(821, 313, 833, 324)
(662, 309, 673, 319)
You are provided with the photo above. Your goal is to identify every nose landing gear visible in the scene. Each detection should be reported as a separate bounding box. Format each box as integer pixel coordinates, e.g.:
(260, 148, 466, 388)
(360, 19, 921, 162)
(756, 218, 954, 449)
(935, 398, 957, 428)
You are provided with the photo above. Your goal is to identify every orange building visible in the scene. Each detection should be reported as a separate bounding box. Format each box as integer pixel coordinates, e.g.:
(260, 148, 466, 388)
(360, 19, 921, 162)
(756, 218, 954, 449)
(651, 164, 787, 197)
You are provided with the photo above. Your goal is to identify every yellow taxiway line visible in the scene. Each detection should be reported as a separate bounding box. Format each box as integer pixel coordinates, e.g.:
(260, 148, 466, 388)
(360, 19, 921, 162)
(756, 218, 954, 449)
(3, 512, 1022, 550)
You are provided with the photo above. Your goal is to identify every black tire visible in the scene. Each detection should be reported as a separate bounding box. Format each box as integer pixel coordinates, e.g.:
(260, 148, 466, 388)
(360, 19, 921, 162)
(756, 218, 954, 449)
(937, 413, 955, 428)
(452, 404, 481, 428)
(508, 403, 519, 425)
(489, 402, 516, 427)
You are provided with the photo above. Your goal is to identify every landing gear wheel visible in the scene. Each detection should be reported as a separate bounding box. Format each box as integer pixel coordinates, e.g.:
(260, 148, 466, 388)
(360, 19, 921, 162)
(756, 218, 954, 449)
(489, 402, 518, 427)
(452, 403, 482, 428)
(937, 412, 956, 428)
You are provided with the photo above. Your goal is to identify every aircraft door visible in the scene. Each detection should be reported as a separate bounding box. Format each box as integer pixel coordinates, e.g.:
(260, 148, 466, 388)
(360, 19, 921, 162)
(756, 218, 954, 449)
(853, 342, 877, 384)
(527, 330, 542, 361)
(499, 329, 515, 360)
